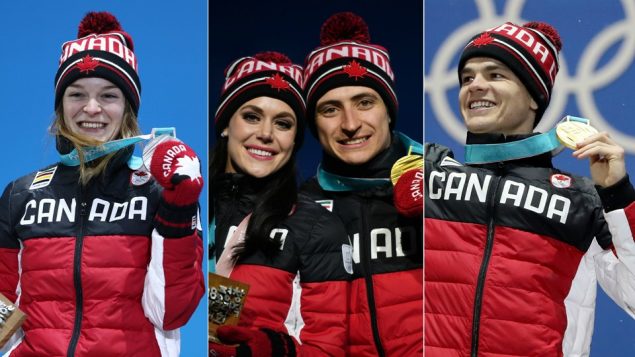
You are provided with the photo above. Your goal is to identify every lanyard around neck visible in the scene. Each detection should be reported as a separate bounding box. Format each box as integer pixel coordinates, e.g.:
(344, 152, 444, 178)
(464, 127, 561, 164)
(59, 127, 176, 166)
(317, 131, 423, 191)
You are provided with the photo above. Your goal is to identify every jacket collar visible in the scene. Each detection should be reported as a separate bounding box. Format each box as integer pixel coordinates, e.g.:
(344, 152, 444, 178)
(318, 132, 422, 191)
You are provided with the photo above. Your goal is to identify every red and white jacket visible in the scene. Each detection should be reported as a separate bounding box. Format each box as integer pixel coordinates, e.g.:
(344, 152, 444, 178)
(300, 133, 424, 357)
(425, 140, 635, 357)
(212, 173, 352, 356)
(0, 154, 204, 357)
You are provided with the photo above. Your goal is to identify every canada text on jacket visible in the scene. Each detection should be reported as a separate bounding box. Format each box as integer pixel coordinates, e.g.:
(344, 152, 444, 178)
(428, 171, 571, 224)
(19, 197, 148, 225)
(350, 226, 418, 263)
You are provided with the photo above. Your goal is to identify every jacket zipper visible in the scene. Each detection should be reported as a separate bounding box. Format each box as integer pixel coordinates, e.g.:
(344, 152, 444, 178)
(67, 190, 88, 357)
(360, 200, 385, 357)
(471, 172, 502, 357)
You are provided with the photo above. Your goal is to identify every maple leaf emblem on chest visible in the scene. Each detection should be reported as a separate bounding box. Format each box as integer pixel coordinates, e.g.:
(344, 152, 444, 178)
(265, 73, 290, 91)
(343, 60, 367, 79)
(473, 32, 494, 47)
(77, 55, 100, 73)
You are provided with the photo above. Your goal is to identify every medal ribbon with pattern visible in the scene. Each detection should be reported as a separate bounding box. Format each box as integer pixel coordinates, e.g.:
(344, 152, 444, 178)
(59, 127, 176, 167)
(464, 116, 597, 164)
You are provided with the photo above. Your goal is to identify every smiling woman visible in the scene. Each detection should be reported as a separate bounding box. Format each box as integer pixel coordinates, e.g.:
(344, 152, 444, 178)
(209, 51, 351, 356)
(62, 78, 126, 142)
(0, 11, 205, 357)
(223, 97, 297, 178)
(55, 77, 139, 184)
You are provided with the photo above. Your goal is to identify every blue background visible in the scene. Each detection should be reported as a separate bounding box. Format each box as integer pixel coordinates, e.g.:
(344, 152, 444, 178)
(0, 1, 207, 356)
(425, 0, 635, 354)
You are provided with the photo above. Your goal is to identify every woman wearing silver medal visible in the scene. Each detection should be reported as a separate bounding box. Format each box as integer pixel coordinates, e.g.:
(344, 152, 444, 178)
(210, 52, 350, 356)
(0, 12, 204, 356)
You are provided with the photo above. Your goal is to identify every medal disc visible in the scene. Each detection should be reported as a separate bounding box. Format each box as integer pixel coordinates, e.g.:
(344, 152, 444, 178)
(556, 120, 599, 150)
(142, 134, 178, 171)
(390, 155, 423, 185)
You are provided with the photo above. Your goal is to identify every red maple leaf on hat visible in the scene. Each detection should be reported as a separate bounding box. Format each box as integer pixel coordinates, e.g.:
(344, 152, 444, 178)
(473, 32, 494, 47)
(265, 73, 290, 91)
(77, 54, 99, 73)
(343, 60, 367, 79)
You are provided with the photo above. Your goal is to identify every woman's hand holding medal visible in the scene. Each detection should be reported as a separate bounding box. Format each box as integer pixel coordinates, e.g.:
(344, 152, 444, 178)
(150, 140, 204, 206)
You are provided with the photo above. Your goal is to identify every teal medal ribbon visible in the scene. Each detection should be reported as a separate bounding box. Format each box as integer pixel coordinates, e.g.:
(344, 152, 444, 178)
(59, 127, 176, 167)
(59, 135, 151, 166)
(464, 127, 562, 164)
(318, 132, 423, 191)
(317, 167, 392, 191)
(464, 116, 593, 164)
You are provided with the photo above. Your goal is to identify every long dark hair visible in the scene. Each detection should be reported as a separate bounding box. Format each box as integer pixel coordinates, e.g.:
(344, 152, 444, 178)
(211, 138, 298, 261)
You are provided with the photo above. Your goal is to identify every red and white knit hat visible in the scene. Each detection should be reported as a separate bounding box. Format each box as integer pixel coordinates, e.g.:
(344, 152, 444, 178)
(303, 12, 398, 136)
(214, 51, 306, 147)
(459, 21, 562, 124)
(54, 12, 141, 114)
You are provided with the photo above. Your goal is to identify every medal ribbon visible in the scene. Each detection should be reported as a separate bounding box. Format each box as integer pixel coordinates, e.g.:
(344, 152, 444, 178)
(318, 132, 423, 192)
(59, 135, 151, 166)
(59, 128, 175, 167)
(464, 128, 561, 164)
(464, 116, 591, 164)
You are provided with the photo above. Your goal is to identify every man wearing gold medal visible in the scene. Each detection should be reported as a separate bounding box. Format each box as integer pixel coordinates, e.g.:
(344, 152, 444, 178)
(299, 12, 424, 356)
(415, 21, 635, 356)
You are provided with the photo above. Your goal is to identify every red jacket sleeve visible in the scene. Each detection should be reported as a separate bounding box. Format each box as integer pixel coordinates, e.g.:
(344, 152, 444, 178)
(0, 182, 20, 303)
(142, 200, 205, 330)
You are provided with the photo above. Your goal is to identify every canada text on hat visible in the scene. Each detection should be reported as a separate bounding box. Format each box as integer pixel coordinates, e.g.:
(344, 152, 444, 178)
(214, 52, 306, 148)
(59, 33, 138, 71)
(482, 22, 559, 91)
(303, 12, 398, 135)
(459, 21, 562, 124)
(222, 57, 304, 92)
(304, 42, 394, 84)
(54, 12, 141, 114)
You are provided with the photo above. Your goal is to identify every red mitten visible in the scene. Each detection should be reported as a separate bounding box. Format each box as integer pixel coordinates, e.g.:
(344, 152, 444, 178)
(393, 168, 424, 217)
(209, 340, 239, 357)
(150, 140, 203, 206)
(209, 325, 297, 357)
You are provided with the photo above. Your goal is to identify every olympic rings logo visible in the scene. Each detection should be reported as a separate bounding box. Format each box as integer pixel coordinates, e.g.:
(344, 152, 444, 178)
(425, 0, 635, 153)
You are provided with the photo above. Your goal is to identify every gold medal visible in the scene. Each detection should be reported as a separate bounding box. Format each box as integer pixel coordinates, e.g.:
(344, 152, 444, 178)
(0, 292, 26, 348)
(390, 154, 423, 185)
(208, 273, 249, 343)
(556, 117, 599, 150)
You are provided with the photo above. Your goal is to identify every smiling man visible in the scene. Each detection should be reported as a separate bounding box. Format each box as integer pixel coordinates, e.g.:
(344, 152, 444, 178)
(459, 57, 538, 136)
(299, 12, 423, 357)
(313, 86, 392, 166)
(423, 21, 635, 356)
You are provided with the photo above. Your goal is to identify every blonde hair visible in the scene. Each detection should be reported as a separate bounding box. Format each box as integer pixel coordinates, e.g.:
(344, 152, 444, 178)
(53, 101, 141, 185)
